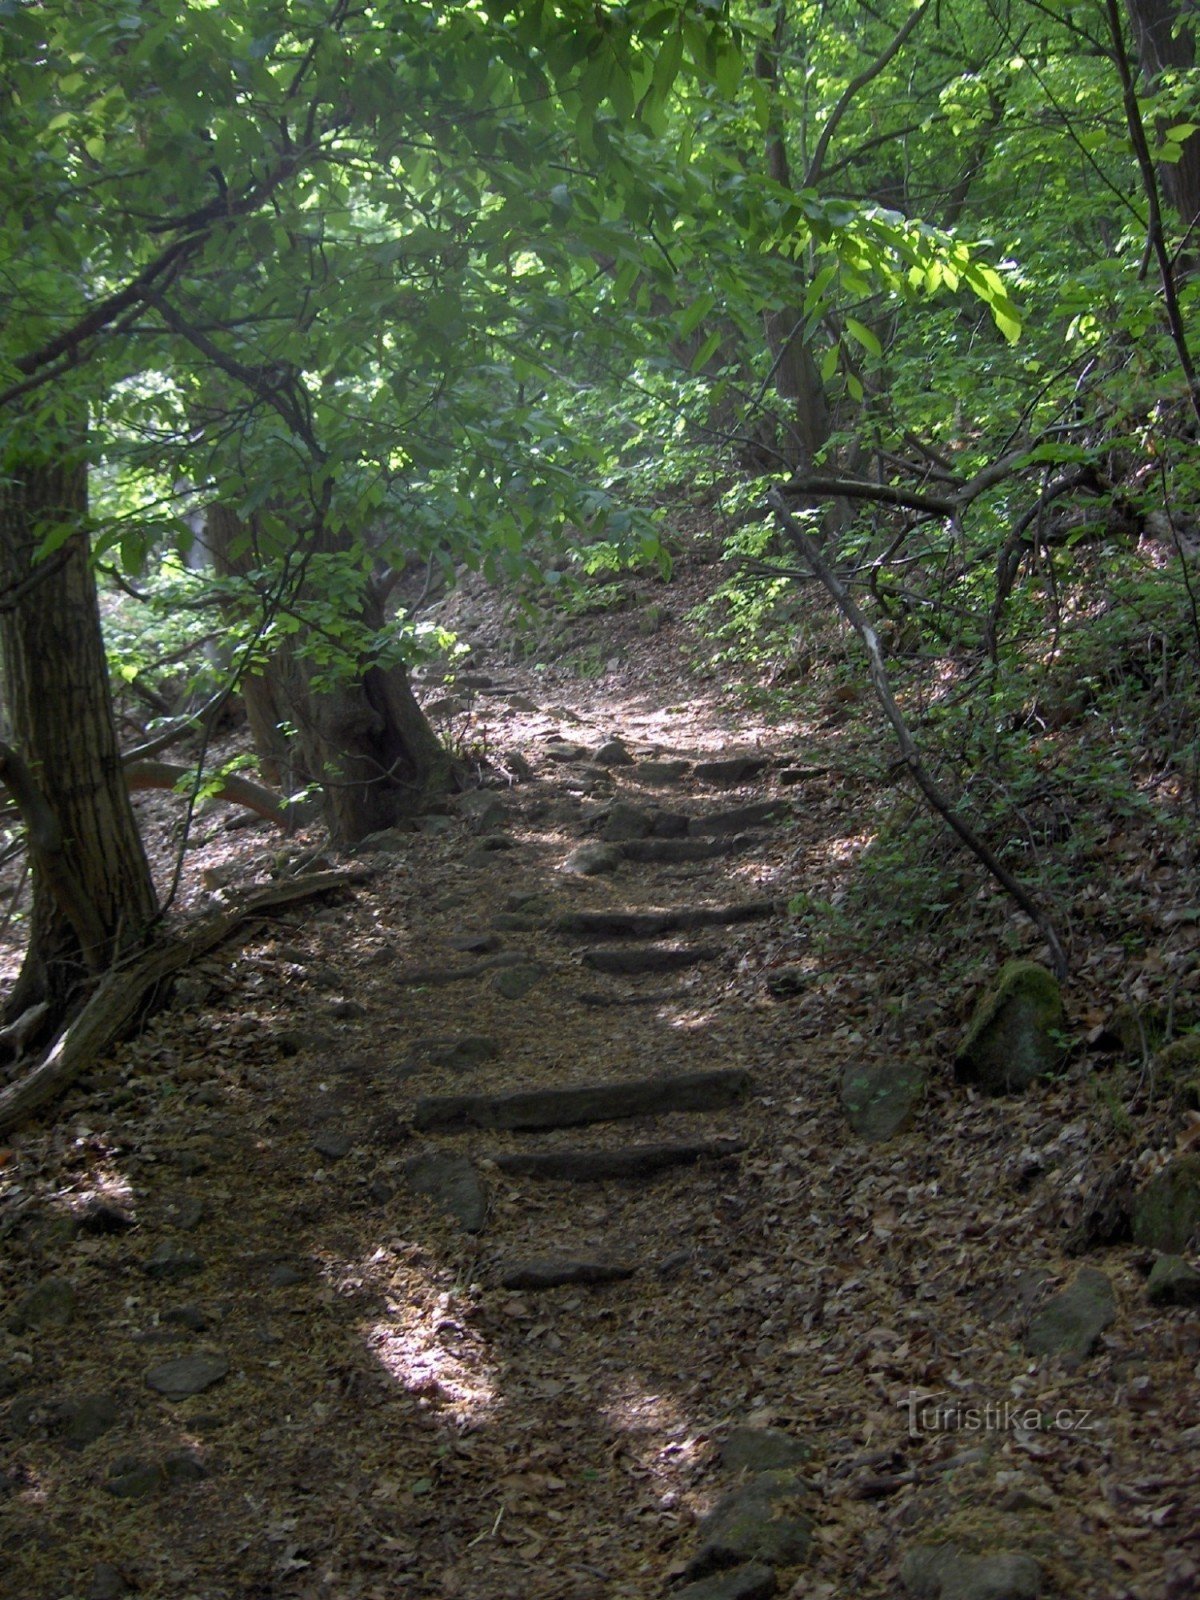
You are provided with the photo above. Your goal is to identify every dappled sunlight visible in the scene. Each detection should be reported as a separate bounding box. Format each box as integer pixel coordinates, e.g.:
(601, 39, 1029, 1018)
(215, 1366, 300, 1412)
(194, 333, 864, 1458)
(344, 1247, 502, 1425)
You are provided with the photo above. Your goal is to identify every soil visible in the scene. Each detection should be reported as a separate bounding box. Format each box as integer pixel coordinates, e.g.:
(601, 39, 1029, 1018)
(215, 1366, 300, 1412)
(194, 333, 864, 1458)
(1, 531, 1198, 1600)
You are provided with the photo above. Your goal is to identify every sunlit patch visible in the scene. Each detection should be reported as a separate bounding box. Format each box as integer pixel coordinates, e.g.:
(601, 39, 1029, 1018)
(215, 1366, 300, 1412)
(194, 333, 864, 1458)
(346, 1248, 500, 1422)
(665, 1007, 718, 1030)
(599, 1377, 690, 1438)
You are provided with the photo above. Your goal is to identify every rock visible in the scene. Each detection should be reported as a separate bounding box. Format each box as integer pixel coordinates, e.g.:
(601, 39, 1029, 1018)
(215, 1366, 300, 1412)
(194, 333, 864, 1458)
(766, 967, 810, 998)
(9, 1276, 76, 1333)
(649, 807, 691, 838)
(163, 1450, 208, 1484)
(414, 1067, 751, 1132)
(1132, 1156, 1200, 1252)
(170, 1197, 206, 1231)
(452, 790, 509, 832)
(493, 962, 544, 1000)
(557, 901, 776, 939)
(593, 738, 634, 766)
(145, 1352, 229, 1400)
(545, 740, 590, 763)
(52, 1393, 120, 1449)
(87, 1562, 129, 1599)
(634, 758, 691, 785)
(686, 1469, 815, 1578)
(698, 800, 789, 834)
(1095, 1002, 1167, 1056)
(581, 944, 720, 975)
(693, 756, 771, 785)
(143, 1244, 205, 1281)
(841, 1061, 926, 1141)
(267, 1263, 305, 1288)
(721, 1427, 811, 1473)
(312, 1128, 353, 1161)
(403, 1153, 488, 1233)
(1147, 1253, 1200, 1305)
(674, 1564, 778, 1600)
(449, 931, 502, 954)
(106, 1458, 164, 1499)
(499, 1259, 635, 1290)
(1026, 1266, 1116, 1361)
(492, 1139, 743, 1182)
(602, 801, 655, 840)
(620, 836, 750, 864)
(562, 842, 623, 876)
(955, 960, 1065, 1094)
(0, 1362, 21, 1397)
(412, 1035, 499, 1072)
(162, 1306, 209, 1332)
(77, 1199, 135, 1235)
(899, 1544, 1043, 1599)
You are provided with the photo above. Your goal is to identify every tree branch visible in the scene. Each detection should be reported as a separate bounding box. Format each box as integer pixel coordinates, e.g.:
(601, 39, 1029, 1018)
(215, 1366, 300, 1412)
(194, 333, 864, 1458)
(767, 489, 1069, 976)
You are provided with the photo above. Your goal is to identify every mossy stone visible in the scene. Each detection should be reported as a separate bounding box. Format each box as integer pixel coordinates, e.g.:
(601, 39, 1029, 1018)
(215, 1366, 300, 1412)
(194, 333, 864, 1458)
(841, 1060, 926, 1141)
(1132, 1156, 1200, 1252)
(1146, 1253, 1200, 1305)
(955, 960, 1064, 1095)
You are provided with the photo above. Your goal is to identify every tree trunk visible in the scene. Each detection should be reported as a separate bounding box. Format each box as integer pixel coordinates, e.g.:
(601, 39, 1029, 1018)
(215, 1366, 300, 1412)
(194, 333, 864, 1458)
(205, 504, 452, 845)
(1125, 0, 1200, 247)
(0, 430, 159, 1023)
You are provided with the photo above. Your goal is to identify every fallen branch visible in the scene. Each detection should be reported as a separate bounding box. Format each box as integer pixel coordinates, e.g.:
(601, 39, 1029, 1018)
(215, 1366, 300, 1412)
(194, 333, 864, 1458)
(0, 868, 371, 1134)
(123, 759, 302, 829)
(767, 489, 1069, 977)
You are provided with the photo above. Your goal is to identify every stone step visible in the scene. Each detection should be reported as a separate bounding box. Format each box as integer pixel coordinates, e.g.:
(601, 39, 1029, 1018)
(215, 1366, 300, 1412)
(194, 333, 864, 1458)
(581, 944, 720, 975)
(619, 836, 752, 864)
(556, 900, 777, 939)
(413, 1067, 751, 1132)
(492, 1138, 743, 1182)
(499, 1258, 635, 1290)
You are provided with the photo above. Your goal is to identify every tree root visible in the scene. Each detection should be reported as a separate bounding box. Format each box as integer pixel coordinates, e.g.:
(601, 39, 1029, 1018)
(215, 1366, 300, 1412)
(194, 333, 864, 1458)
(0, 868, 371, 1134)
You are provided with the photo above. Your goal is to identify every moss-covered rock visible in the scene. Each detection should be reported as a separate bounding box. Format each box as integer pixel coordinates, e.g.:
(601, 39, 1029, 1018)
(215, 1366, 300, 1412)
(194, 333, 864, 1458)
(900, 1544, 1043, 1600)
(1131, 1156, 1200, 1253)
(685, 1469, 814, 1578)
(1146, 1253, 1200, 1306)
(955, 961, 1065, 1095)
(1150, 1035, 1200, 1110)
(1026, 1267, 1116, 1363)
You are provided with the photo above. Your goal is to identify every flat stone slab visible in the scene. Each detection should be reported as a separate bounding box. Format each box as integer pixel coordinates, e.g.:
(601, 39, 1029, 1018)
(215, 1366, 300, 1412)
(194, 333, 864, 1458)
(697, 800, 790, 835)
(1026, 1266, 1116, 1362)
(414, 1067, 751, 1132)
(620, 836, 751, 864)
(492, 1139, 743, 1182)
(145, 1353, 229, 1400)
(499, 1258, 635, 1290)
(403, 1153, 488, 1232)
(633, 759, 692, 785)
(556, 901, 776, 939)
(581, 944, 720, 975)
(693, 756, 772, 786)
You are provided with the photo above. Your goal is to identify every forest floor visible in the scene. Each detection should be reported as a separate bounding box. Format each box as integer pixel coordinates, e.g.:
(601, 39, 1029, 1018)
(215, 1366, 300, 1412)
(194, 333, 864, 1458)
(1, 519, 1199, 1600)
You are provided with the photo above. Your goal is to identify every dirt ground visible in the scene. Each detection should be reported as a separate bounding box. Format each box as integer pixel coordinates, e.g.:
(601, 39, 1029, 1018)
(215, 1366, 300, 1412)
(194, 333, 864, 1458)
(1, 532, 1198, 1600)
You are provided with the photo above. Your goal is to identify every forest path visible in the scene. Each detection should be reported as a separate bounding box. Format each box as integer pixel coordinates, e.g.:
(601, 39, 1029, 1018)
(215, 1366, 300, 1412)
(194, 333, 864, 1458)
(1, 563, 1194, 1600)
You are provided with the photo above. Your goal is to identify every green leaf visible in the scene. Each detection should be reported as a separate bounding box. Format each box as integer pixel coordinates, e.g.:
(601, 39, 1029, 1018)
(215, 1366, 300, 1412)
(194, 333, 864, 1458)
(844, 317, 882, 359)
(678, 289, 716, 340)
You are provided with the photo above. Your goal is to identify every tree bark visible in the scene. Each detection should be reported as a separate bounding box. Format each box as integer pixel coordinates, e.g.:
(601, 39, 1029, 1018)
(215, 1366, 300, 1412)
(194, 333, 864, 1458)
(204, 504, 452, 845)
(1124, 0, 1200, 249)
(0, 429, 159, 1022)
